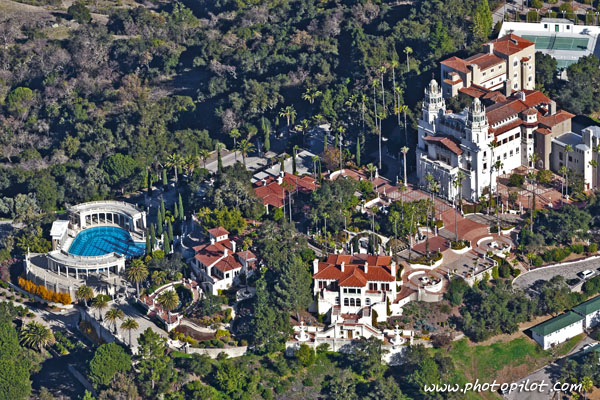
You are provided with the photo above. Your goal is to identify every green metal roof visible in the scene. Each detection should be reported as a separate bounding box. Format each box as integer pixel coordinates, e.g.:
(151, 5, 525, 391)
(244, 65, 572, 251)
(531, 311, 583, 336)
(572, 296, 600, 316)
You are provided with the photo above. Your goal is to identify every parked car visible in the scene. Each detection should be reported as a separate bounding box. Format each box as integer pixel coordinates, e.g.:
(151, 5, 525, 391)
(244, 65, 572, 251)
(579, 270, 595, 279)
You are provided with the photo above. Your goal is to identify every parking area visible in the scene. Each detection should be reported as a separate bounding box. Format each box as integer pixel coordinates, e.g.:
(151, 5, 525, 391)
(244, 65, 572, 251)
(513, 257, 600, 293)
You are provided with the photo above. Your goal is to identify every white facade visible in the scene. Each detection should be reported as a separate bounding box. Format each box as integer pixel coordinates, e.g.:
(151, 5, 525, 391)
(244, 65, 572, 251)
(531, 313, 584, 350)
(551, 126, 600, 190)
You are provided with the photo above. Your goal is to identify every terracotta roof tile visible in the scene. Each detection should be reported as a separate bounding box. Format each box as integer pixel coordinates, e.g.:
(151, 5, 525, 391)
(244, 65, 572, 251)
(423, 135, 464, 155)
(538, 110, 575, 128)
(441, 56, 469, 74)
(465, 53, 504, 70)
(208, 227, 229, 238)
(488, 34, 534, 56)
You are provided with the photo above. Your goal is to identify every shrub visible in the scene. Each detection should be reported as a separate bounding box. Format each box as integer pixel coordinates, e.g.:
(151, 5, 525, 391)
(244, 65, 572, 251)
(533, 256, 544, 267)
(508, 173, 525, 187)
(302, 377, 314, 386)
(569, 244, 584, 254)
(451, 240, 469, 250)
(432, 334, 452, 348)
(68, 2, 91, 24)
(511, 268, 521, 277)
(18, 277, 72, 304)
(498, 263, 511, 278)
(587, 243, 598, 253)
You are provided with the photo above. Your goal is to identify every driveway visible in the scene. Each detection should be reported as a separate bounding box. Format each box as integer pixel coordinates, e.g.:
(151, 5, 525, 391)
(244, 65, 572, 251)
(513, 257, 600, 292)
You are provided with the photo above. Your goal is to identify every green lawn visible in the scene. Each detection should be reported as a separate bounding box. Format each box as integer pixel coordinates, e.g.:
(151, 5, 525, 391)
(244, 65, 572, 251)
(438, 335, 584, 394)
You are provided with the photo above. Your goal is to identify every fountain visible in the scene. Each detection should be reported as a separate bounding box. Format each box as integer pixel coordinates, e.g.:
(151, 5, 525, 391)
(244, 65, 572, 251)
(390, 324, 405, 347)
(295, 320, 309, 342)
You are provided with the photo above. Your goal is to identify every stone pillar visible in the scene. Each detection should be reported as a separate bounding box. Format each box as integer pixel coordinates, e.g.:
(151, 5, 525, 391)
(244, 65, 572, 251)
(75, 268, 78, 280)
(80, 213, 85, 228)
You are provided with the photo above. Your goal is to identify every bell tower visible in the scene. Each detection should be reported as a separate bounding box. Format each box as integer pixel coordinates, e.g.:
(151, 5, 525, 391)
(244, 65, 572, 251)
(465, 98, 488, 145)
(422, 79, 446, 125)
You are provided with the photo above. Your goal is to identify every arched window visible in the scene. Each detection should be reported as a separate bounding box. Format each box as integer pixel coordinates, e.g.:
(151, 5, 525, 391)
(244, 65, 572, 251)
(356, 298, 361, 307)
(349, 298, 355, 307)
(366, 298, 371, 306)
(344, 298, 349, 306)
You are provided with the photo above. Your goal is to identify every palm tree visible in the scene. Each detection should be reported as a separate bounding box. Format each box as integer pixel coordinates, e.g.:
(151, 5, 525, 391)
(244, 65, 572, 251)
(165, 153, 184, 184)
(336, 126, 345, 171)
(488, 141, 499, 215)
(183, 154, 197, 177)
(105, 308, 125, 334)
(157, 289, 179, 324)
(378, 64, 386, 114)
(126, 259, 148, 297)
(120, 318, 139, 346)
(564, 144, 573, 198)
(452, 171, 466, 242)
(198, 148, 210, 169)
(581, 376, 593, 400)
(528, 152, 540, 172)
(229, 128, 241, 161)
(91, 294, 110, 321)
(279, 105, 297, 127)
(236, 138, 255, 167)
(312, 155, 320, 179)
(526, 252, 536, 270)
(20, 322, 54, 352)
(401, 146, 409, 186)
(559, 165, 568, 203)
(303, 87, 321, 109)
(404, 46, 413, 71)
(295, 119, 310, 145)
(493, 160, 504, 233)
(390, 59, 399, 113)
(366, 163, 377, 181)
(75, 285, 94, 307)
(590, 159, 598, 190)
(215, 141, 226, 173)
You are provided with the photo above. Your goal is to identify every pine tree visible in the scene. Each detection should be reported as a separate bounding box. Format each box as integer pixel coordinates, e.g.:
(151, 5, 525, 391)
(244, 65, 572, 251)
(178, 193, 184, 220)
(162, 169, 168, 190)
(150, 224, 156, 250)
(356, 139, 361, 167)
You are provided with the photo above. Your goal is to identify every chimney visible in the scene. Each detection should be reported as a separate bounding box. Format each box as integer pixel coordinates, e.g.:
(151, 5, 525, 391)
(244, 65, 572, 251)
(210, 237, 215, 245)
(277, 175, 283, 185)
(364, 262, 368, 274)
(391, 262, 396, 278)
(313, 258, 319, 274)
(549, 100, 557, 116)
(230, 240, 236, 253)
(486, 42, 494, 54)
(518, 91, 526, 101)
(341, 261, 345, 273)
(504, 80, 512, 97)
(223, 248, 228, 257)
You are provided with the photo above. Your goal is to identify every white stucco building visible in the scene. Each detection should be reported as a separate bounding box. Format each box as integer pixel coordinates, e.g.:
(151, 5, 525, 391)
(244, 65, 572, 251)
(531, 311, 584, 350)
(573, 295, 600, 329)
(312, 254, 398, 340)
(191, 227, 256, 295)
(551, 126, 600, 191)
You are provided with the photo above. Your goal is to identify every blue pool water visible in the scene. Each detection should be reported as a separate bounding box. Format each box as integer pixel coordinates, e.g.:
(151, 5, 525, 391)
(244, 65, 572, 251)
(68, 226, 145, 258)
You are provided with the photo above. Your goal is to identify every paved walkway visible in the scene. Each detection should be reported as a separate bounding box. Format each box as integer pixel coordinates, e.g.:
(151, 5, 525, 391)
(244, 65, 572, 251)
(513, 257, 600, 293)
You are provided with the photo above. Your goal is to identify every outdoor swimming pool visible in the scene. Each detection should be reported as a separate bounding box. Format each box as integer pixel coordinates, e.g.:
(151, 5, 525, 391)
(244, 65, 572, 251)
(68, 226, 145, 258)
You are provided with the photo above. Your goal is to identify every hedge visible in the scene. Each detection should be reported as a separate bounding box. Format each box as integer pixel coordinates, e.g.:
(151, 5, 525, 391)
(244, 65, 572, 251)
(18, 277, 72, 304)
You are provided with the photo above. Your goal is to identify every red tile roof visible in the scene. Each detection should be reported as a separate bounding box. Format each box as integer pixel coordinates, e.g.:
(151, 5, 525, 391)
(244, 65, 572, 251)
(521, 90, 551, 108)
(465, 53, 504, 70)
(208, 226, 229, 238)
(214, 255, 242, 273)
(489, 119, 522, 137)
(488, 34, 534, 56)
(423, 135, 463, 155)
(441, 56, 469, 74)
(313, 254, 395, 286)
(538, 110, 575, 128)
(193, 240, 233, 267)
(459, 85, 488, 98)
(254, 173, 318, 208)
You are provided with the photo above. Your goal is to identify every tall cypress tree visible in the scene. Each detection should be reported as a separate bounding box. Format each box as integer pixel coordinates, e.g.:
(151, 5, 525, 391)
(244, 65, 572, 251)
(160, 199, 166, 221)
(173, 202, 179, 220)
(162, 169, 168, 190)
(178, 193, 184, 220)
(150, 224, 156, 250)
(167, 218, 174, 243)
(145, 234, 151, 255)
(356, 140, 361, 167)
(217, 150, 223, 174)
(164, 236, 171, 254)
(156, 208, 163, 237)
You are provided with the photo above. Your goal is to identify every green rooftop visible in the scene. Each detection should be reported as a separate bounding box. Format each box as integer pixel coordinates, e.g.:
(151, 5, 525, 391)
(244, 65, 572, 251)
(531, 311, 583, 336)
(573, 295, 600, 316)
